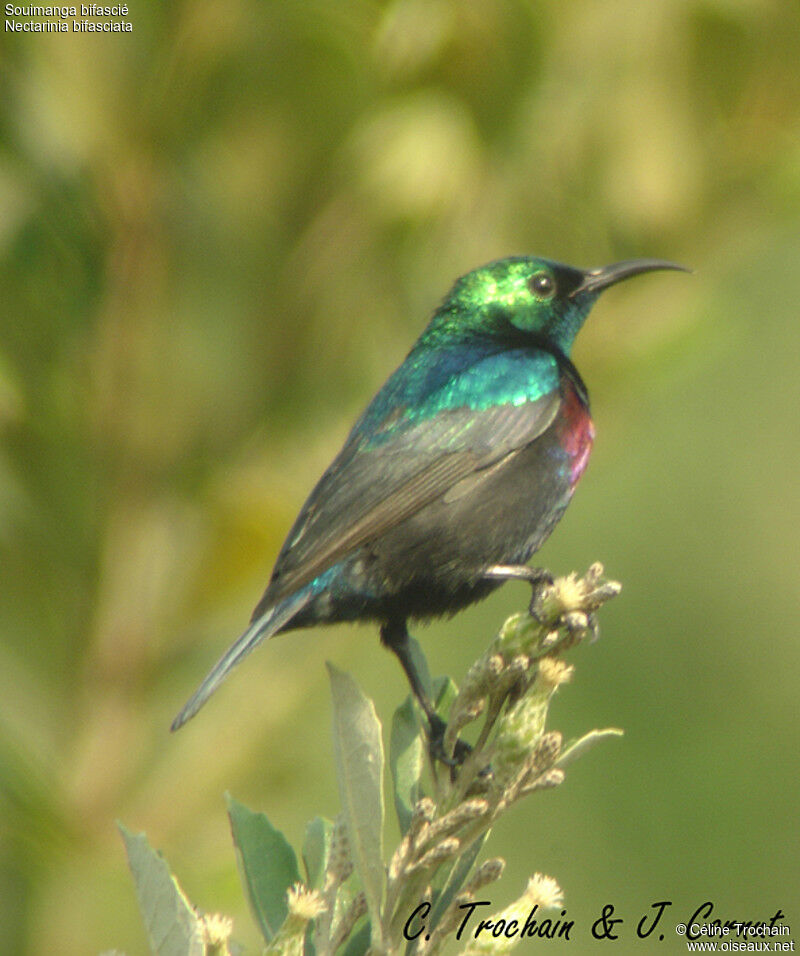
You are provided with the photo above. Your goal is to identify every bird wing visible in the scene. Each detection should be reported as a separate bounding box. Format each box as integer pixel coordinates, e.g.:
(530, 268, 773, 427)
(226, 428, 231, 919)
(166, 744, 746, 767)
(255, 388, 562, 612)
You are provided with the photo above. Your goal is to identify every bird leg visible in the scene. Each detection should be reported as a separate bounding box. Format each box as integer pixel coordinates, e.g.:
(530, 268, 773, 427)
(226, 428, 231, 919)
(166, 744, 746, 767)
(380, 619, 471, 768)
(484, 564, 553, 616)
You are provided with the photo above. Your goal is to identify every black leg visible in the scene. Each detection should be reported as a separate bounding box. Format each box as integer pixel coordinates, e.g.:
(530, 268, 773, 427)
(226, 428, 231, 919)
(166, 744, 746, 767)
(380, 618, 471, 767)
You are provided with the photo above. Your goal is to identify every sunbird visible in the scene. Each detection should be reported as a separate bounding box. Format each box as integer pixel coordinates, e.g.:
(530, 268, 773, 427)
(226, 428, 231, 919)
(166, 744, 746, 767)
(172, 256, 687, 755)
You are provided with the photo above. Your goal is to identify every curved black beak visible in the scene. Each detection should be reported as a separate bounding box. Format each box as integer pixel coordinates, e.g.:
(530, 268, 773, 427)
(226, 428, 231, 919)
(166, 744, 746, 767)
(570, 259, 691, 298)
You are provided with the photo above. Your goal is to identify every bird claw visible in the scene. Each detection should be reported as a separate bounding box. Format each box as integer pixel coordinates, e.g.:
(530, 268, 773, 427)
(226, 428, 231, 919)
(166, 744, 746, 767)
(427, 713, 492, 781)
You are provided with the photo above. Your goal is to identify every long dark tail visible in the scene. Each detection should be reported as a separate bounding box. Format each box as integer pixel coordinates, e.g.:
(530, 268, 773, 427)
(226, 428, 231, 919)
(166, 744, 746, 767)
(170, 588, 313, 731)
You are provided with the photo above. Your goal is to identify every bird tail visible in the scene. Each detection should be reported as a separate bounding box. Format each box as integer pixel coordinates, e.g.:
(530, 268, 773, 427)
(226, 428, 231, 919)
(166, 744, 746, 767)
(170, 588, 313, 731)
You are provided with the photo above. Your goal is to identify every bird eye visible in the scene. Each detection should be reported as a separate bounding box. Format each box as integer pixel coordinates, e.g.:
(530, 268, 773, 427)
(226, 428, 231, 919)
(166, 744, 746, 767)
(528, 271, 555, 299)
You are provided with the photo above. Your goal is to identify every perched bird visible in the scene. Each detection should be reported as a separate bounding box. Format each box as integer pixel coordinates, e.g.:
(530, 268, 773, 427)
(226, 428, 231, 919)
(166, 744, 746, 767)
(172, 256, 686, 751)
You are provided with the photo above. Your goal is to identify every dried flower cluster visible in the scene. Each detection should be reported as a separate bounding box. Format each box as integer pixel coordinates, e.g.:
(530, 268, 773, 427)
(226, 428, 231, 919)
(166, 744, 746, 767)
(308, 817, 369, 956)
(371, 563, 621, 955)
(122, 564, 621, 956)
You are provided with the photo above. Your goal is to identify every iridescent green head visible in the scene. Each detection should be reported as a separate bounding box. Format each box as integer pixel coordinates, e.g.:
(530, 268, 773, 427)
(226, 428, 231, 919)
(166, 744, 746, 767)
(423, 256, 688, 356)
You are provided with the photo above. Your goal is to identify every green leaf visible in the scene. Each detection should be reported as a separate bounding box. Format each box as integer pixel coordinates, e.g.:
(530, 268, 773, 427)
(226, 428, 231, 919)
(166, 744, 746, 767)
(432, 675, 458, 718)
(226, 794, 301, 943)
(389, 695, 423, 835)
(429, 831, 489, 932)
(118, 823, 205, 956)
(339, 918, 371, 956)
(329, 871, 361, 948)
(557, 728, 624, 768)
(405, 635, 433, 702)
(302, 816, 334, 890)
(327, 663, 385, 952)
(388, 671, 457, 836)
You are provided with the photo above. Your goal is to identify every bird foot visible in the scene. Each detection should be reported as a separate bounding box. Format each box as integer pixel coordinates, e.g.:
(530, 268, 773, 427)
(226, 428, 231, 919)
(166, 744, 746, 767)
(427, 713, 472, 768)
(427, 713, 493, 782)
(484, 564, 553, 620)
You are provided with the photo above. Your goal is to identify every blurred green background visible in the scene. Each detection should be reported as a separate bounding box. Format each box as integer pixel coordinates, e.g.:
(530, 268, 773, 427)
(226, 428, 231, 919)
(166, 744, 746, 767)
(1, 1, 799, 953)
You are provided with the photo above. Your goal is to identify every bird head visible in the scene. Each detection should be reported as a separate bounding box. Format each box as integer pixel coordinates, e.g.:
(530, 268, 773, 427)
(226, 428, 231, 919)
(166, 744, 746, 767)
(427, 256, 689, 356)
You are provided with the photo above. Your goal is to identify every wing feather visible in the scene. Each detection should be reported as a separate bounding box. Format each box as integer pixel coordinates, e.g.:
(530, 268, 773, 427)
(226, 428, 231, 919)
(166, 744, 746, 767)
(257, 390, 561, 610)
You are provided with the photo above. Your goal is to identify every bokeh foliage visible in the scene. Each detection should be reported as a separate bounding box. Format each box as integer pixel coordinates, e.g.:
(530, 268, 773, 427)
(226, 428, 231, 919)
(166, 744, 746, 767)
(0, 1, 798, 953)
